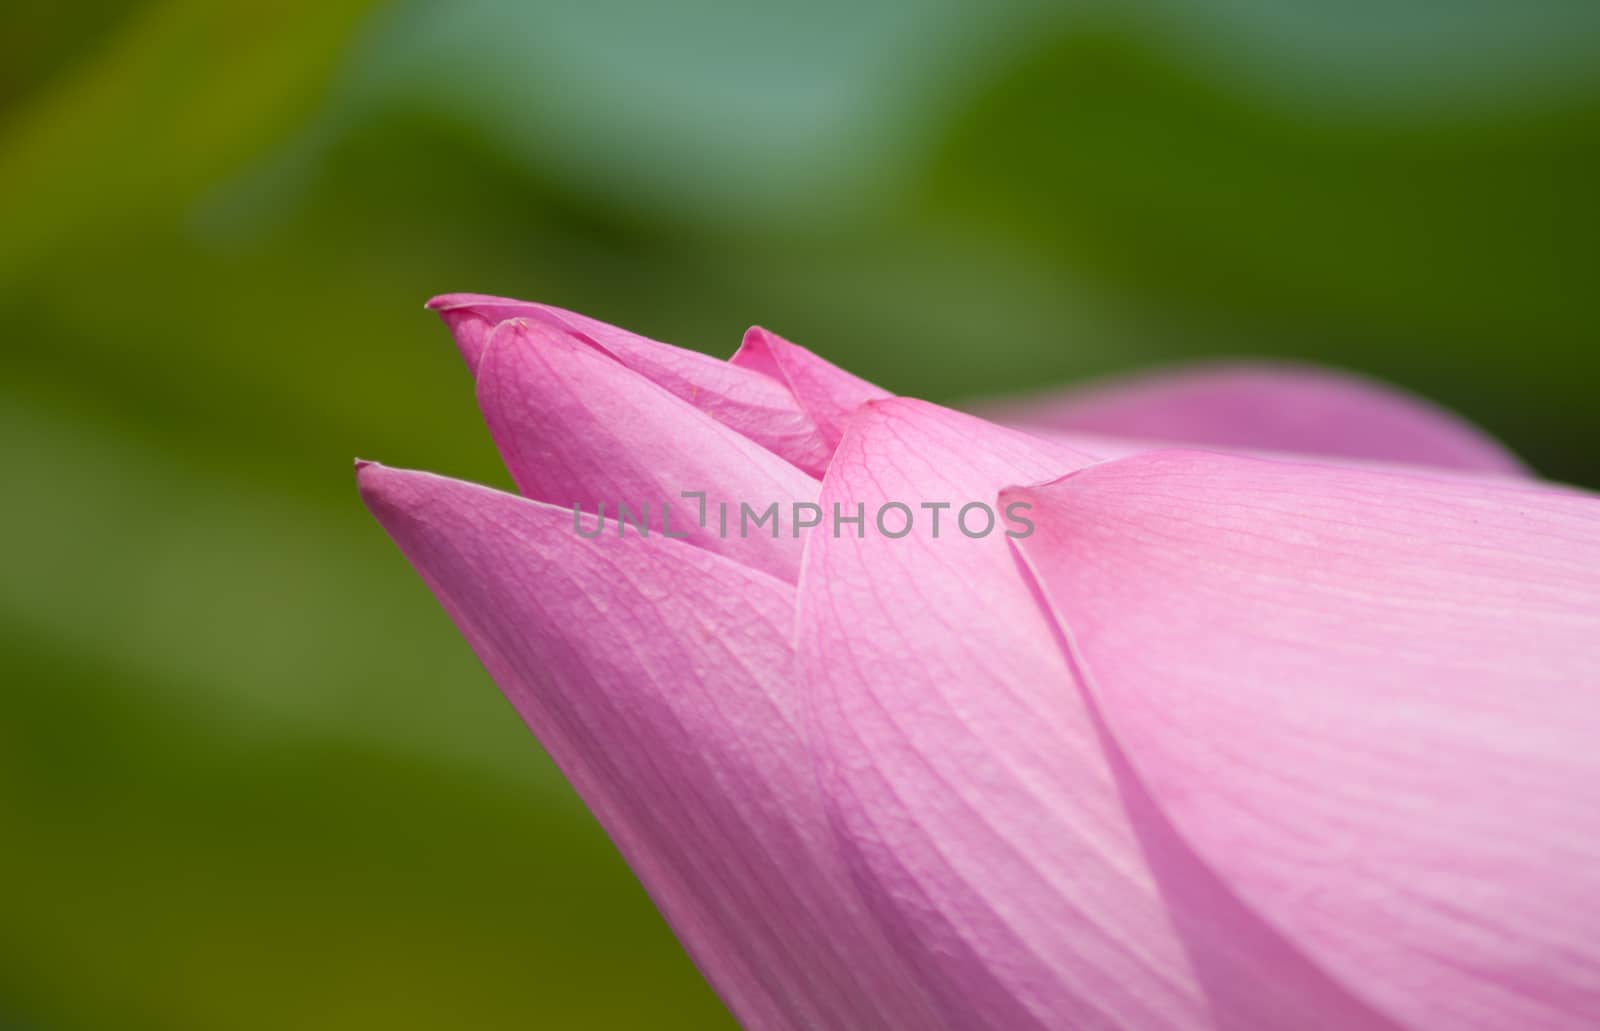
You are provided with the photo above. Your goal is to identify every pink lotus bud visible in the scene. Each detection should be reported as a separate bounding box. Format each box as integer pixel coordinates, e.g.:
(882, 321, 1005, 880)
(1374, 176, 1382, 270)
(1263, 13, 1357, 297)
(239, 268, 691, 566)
(359, 296, 1600, 1030)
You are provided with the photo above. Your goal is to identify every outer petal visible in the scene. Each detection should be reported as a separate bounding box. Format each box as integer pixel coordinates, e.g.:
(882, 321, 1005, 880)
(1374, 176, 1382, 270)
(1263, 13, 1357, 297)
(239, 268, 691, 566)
(796, 399, 1383, 1028)
(429, 293, 831, 474)
(732, 326, 889, 456)
(475, 318, 817, 582)
(985, 363, 1527, 475)
(1008, 451, 1600, 1029)
(357, 463, 940, 1030)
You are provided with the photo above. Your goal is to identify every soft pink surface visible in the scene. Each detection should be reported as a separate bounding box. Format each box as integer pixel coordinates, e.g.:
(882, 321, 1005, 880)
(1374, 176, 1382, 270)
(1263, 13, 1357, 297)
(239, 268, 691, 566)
(430, 294, 862, 476)
(357, 463, 938, 1029)
(473, 318, 815, 582)
(353, 295, 1600, 1029)
(796, 401, 1397, 1030)
(732, 325, 889, 455)
(1009, 452, 1600, 1029)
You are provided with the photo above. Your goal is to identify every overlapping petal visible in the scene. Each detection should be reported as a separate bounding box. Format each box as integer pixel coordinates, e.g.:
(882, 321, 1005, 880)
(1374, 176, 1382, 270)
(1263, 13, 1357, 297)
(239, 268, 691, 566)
(430, 293, 836, 474)
(796, 399, 1407, 1029)
(433, 294, 1531, 481)
(794, 401, 1173, 1026)
(1007, 451, 1600, 1029)
(371, 294, 1593, 1030)
(732, 326, 889, 456)
(357, 463, 940, 1030)
(984, 363, 1527, 475)
(474, 318, 817, 582)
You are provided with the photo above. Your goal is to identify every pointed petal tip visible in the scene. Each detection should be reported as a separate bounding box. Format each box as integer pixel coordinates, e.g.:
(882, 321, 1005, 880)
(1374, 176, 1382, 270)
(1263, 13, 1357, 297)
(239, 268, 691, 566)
(354, 460, 394, 522)
(732, 325, 774, 361)
(353, 460, 432, 523)
(739, 325, 777, 350)
(422, 294, 536, 375)
(355, 464, 498, 554)
(424, 292, 504, 313)
(353, 457, 395, 503)
(729, 326, 795, 385)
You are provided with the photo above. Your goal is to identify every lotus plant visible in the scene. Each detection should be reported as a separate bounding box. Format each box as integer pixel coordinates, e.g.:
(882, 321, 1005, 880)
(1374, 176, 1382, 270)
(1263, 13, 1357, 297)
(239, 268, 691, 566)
(358, 294, 1600, 1030)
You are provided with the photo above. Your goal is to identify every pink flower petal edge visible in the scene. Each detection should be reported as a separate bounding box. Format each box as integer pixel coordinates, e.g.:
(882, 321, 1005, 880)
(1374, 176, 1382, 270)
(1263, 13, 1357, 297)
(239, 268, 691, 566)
(356, 462, 940, 1029)
(795, 398, 1399, 1029)
(429, 294, 844, 475)
(432, 294, 1531, 480)
(732, 325, 889, 456)
(473, 317, 816, 582)
(1006, 450, 1600, 1029)
(981, 362, 1528, 476)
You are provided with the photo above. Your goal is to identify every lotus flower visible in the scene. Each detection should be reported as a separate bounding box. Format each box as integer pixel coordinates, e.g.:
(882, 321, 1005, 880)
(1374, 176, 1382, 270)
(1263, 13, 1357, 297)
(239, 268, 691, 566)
(358, 293, 1600, 1030)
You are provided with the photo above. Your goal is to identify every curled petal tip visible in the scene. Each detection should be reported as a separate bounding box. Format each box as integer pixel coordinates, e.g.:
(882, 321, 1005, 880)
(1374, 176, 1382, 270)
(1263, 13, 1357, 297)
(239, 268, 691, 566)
(424, 293, 481, 312)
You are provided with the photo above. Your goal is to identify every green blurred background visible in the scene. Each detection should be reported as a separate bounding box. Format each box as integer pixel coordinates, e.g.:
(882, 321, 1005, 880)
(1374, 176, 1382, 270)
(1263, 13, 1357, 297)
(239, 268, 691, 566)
(3, 2, 1597, 1027)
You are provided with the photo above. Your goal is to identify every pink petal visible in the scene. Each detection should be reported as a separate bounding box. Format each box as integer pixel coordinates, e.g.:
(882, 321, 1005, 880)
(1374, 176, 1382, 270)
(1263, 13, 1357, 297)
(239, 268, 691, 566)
(474, 318, 817, 582)
(795, 399, 1323, 1028)
(429, 293, 832, 474)
(1008, 452, 1600, 1029)
(986, 363, 1527, 475)
(732, 326, 889, 457)
(357, 462, 940, 1030)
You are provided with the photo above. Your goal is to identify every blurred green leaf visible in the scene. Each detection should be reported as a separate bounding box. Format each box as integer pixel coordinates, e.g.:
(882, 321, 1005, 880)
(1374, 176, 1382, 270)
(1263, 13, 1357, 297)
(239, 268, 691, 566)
(1, 621, 728, 1030)
(921, 23, 1600, 482)
(0, 0, 378, 277)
